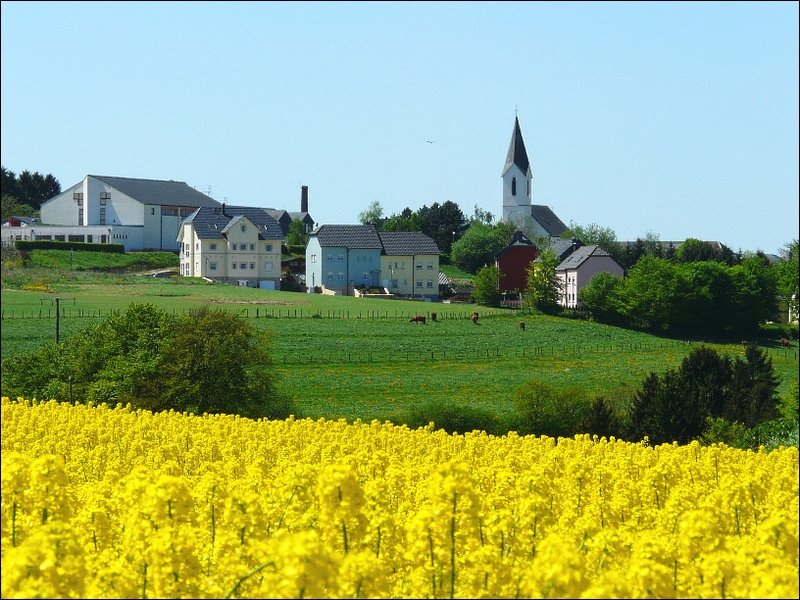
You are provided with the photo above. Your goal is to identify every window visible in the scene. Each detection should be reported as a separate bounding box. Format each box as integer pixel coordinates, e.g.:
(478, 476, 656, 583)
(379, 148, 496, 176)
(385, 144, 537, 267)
(249, 243, 255, 251)
(362, 272, 368, 281)
(151, 208, 155, 215)
(232, 263, 238, 269)
(512, 177, 517, 196)
(99, 207, 106, 225)
(265, 243, 273, 252)
(249, 262, 255, 270)
(99, 198, 106, 206)
(73, 192, 83, 202)
(231, 243, 237, 250)
(162, 208, 178, 216)
(337, 272, 345, 281)
(426, 263, 433, 270)
(265, 262, 273, 271)
(240, 262, 247, 269)
(210, 243, 217, 250)
(416, 263, 423, 270)
(100, 192, 111, 200)
(527, 179, 530, 196)
(327, 255, 333, 261)
(327, 271, 334, 280)
(241, 224, 246, 232)
(310, 254, 317, 263)
(416, 281, 423, 288)
(427, 281, 434, 288)
(337, 255, 344, 261)
(196, 243, 199, 250)
(209, 262, 217, 271)
(78, 207, 84, 224)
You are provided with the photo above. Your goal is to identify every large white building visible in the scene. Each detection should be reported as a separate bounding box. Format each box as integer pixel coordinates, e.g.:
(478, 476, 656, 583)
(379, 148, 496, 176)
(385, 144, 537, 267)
(37, 175, 220, 251)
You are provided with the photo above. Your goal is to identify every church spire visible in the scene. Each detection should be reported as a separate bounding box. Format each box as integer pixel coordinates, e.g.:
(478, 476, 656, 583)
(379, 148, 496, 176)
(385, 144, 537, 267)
(503, 115, 530, 177)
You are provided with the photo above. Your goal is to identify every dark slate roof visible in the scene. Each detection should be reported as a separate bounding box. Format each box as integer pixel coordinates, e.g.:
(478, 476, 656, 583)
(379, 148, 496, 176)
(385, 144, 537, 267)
(378, 231, 440, 256)
(313, 224, 383, 249)
(502, 116, 531, 176)
(530, 205, 567, 236)
(183, 205, 285, 240)
(556, 245, 614, 270)
(288, 211, 315, 224)
(497, 230, 536, 259)
(551, 238, 583, 262)
(91, 175, 220, 208)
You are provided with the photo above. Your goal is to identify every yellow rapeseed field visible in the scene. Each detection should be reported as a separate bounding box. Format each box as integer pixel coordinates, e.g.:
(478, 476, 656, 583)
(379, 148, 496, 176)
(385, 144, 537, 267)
(1, 397, 798, 598)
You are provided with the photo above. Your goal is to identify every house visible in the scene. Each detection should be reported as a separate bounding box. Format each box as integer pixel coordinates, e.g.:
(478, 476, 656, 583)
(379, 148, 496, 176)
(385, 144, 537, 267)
(555, 245, 624, 309)
(38, 175, 220, 251)
(265, 186, 317, 237)
(379, 231, 440, 297)
(305, 224, 440, 298)
(496, 230, 539, 293)
(501, 116, 568, 238)
(177, 204, 285, 289)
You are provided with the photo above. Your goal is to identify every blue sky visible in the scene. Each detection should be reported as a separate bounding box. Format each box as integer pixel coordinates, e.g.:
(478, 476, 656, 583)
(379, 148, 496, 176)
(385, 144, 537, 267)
(2, 1, 797, 255)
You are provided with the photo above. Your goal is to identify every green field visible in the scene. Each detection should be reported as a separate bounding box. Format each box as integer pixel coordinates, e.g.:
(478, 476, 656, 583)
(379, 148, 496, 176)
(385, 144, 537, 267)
(2, 270, 797, 425)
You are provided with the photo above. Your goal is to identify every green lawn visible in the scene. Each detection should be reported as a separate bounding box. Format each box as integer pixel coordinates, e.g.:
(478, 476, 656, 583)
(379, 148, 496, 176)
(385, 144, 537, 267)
(3, 273, 797, 426)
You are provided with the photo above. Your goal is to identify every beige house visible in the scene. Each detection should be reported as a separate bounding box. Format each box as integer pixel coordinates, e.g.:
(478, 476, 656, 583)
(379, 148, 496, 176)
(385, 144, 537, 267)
(379, 231, 440, 297)
(177, 205, 285, 289)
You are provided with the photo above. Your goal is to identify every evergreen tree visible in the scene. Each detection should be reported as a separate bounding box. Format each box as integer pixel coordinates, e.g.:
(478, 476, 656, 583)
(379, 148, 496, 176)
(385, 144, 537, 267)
(726, 344, 780, 427)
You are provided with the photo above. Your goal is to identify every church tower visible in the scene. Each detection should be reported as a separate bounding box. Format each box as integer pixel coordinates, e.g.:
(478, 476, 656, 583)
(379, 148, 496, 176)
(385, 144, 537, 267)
(502, 115, 532, 227)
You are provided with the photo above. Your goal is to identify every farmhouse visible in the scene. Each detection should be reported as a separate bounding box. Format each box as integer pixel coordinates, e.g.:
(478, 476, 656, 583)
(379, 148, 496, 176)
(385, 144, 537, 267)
(177, 204, 285, 289)
(496, 230, 539, 293)
(305, 224, 440, 298)
(36, 175, 220, 252)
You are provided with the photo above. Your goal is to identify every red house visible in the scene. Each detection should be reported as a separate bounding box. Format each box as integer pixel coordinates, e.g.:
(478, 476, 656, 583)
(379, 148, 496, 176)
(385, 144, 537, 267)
(496, 231, 539, 292)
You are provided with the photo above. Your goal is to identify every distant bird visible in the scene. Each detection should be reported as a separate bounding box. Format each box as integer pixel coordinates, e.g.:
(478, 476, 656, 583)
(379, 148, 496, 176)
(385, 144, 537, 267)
(426, 140, 436, 144)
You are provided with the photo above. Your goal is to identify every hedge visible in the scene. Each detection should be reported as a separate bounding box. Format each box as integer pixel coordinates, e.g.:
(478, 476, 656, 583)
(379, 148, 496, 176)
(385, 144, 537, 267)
(15, 240, 125, 253)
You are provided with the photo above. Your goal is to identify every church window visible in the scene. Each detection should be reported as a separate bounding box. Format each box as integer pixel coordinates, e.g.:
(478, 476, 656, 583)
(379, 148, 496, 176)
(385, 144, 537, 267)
(512, 177, 517, 196)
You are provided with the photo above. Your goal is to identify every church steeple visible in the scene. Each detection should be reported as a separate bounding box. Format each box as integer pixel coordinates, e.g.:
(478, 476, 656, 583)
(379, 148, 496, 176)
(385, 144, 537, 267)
(502, 115, 533, 225)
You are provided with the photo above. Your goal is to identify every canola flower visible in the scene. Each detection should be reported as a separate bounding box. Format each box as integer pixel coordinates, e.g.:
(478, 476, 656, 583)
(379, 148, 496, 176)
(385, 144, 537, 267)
(1, 396, 798, 599)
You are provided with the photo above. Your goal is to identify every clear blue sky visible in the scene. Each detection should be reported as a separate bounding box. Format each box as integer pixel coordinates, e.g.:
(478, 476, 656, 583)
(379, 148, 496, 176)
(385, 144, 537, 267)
(2, 1, 797, 255)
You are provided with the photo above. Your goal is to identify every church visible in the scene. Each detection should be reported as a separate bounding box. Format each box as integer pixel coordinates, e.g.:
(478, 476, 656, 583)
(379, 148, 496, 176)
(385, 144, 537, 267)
(501, 116, 568, 239)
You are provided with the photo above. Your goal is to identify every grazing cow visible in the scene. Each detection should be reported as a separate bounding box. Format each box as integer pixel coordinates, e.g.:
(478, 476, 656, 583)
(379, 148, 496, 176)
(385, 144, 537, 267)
(431, 312, 437, 322)
(410, 315, 426, 324)
(781, 337, 790, 348)
(471, 312, 479, 325)
(519, 321, 526, 331)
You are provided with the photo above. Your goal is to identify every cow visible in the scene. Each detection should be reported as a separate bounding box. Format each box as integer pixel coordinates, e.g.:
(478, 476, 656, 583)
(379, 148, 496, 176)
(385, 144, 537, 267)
(781, 337, 790, 348)
(431, 312, 437, 322)
(471, 312, 479, 325)
(410, 315, 426, 324)
(519, 321, 526, 331)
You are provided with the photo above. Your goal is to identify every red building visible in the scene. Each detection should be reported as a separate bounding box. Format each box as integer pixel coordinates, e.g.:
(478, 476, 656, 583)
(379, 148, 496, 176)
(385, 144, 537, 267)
(496, 231, 539, 292)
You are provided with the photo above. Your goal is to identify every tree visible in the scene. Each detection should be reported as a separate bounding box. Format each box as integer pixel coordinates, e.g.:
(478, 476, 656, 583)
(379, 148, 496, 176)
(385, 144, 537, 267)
(774, 239, 799, 323)
(578, 272, 626, 325)
(674, 238, 737, 265)
(450, 222, 504, 274)
(2, 167, 61, 210)
(358, 200, 384, 227)
(1, 194, 36, 222)
(417, 201, 467, 253)
(726, 344, 780, 427)
(383, 207, 421, 233)
(472, 265, 502, 307)
(513, 380, 590, 438)
(524, 248, 561, 314)
(621, 256, 684, 331)
(581, 396, 623, 439)
(286, 219, 307, 246)
(562, 221, 623, 266)
(729, 254, 778, 333)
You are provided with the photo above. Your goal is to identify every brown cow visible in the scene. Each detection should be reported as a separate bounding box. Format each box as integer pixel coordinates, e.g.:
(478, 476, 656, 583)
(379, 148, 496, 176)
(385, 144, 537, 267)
(471, 312, 479, 324)
(410, 315, 426, 324)
(781, 337, 790, 348)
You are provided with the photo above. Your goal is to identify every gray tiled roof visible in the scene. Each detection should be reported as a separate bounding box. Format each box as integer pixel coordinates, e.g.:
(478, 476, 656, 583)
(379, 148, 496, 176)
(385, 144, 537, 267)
(313, 224, 383, 248)
(503, 116, 531, 176)
(183, 206, 285, 241)
(530, 205, 568, 236)
(91, 175, 220, 208)
(556, 245, 611, 270)
(379, 231, 440, 255)
(551, 238, 583, 261)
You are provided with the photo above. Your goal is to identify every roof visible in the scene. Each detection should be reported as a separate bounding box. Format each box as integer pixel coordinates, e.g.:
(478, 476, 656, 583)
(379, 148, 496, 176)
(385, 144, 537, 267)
(90, 175, 220, 208)
(530, 205, 567, 236)
(182, 205, 285, 241)
(502, 116, 531, 176)
(551, 238, 583, 261)
(378, 231, 440, 256)
(497, 230, 537, 259)
(313, 224, 383, 249)
(288, 211, 315, 224)
(556, 245, 615, 271)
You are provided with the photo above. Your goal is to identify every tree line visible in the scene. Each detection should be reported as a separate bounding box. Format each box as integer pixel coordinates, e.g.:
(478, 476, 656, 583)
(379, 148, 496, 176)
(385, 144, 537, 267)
(1, 166, 62, 222)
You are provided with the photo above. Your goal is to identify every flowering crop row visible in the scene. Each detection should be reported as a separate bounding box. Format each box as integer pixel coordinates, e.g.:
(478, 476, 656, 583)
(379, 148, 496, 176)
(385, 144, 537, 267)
(1, 397, 798, 598)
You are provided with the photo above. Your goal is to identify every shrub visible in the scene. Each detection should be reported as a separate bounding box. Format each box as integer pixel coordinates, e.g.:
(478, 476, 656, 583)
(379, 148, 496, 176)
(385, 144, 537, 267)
(513, 380, 590, 438)
(406, 400, 501, 435)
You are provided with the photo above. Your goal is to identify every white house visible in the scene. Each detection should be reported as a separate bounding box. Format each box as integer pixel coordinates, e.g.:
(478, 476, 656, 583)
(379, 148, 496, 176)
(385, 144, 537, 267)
(556, 245, 624, 309)
(177, 205, 285, 289)
(39, 175, 220, 251)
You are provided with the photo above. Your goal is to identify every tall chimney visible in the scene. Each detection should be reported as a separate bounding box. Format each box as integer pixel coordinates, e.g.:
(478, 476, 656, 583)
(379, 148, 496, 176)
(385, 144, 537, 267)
(301, 185, 308, 213)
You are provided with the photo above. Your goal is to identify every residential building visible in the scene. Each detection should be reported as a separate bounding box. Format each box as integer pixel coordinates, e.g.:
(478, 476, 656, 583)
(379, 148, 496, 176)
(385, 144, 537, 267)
(177, 205, 285, 289)
(556, 245, 624, 309)
(305, 224, 440, 298)
(38, 175, 220, 251)
(266, 185, 317, 237)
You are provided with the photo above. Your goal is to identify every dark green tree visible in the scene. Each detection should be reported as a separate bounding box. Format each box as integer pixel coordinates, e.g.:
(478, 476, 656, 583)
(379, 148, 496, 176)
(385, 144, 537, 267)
(726, 344, 780, 427)
(621, 256, 685, 332)
(513, 380, 590, 438)
(581, 396, 623, 439)
(472, 265, 502, 307)
(774, 239, 799, 323)
(562, 221, 623, 266)
(286, 219, 308, 246)
(578, 272, 626, 324)
(450, 221, 504, 274)
(417, 201, 467, 253)
(383, 208, 421, 233)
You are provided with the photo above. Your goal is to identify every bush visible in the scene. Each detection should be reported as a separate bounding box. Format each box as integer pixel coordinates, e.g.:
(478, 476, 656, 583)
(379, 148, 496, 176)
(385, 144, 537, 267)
(513, 380, 590, 438)
(16, 240, 124, 253)
(406, 400, 501, 435)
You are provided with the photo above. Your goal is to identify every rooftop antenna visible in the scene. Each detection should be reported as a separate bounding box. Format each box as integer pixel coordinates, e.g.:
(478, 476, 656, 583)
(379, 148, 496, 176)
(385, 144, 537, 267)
(205, 185, 212, 197)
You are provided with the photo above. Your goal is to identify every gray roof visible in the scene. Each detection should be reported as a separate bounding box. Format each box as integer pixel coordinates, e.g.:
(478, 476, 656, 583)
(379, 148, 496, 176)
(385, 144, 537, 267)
(313, 224, 383, 249)
(379, 231, 440, 256)
(183, 205, 285, 241)
(288, 211, 315, 224)
(551, 238, 583, 261)
(530, 205, 567, 236)
(503, 116, 531, 176)
(497, 230, 536, 258)
(556, 245, 615, 271)
(91, 175, 220, 208)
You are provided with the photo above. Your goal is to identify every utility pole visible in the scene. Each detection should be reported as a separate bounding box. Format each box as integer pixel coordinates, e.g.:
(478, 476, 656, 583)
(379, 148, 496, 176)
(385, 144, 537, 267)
(50, 297, 75, 343)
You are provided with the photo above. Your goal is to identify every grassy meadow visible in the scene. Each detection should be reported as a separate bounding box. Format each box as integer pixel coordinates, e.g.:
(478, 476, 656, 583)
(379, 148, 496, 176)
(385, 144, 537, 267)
(3, 255, 798, 428)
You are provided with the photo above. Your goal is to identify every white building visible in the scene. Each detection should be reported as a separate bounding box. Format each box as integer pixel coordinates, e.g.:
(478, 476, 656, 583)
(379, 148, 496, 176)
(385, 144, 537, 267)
(38, 175, 220, 251)
(556, 245, 624, 309)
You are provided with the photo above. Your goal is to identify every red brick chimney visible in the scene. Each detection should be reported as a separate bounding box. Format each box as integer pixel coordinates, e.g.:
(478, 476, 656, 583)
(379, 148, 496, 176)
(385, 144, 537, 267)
(301, 185, 308, 213)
